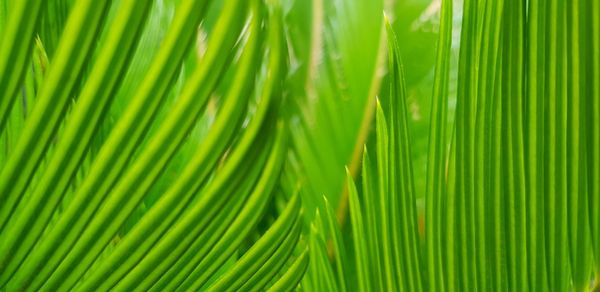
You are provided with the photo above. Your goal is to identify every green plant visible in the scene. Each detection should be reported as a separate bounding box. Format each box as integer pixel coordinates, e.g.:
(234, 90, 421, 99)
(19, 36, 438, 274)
(304, 0, 599, 291)
(1, 0, 599, 291)
(1, 0, 306, 291)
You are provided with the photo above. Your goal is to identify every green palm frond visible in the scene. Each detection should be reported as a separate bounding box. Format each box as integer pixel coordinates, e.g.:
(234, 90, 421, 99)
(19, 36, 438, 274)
(0, 0, 305, 290)
(304, 0, 599, 291)
(283, 0, 386, 220)
(1, 0, 599, 290)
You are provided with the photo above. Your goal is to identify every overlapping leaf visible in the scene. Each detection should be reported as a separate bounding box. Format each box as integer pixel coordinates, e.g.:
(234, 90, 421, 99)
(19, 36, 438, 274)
(302, 0, 599, 291)
(0, 0, 306, 291)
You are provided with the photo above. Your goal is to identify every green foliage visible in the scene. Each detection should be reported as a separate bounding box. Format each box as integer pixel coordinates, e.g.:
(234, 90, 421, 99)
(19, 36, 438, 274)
(0, 0, 305, 291)
(1, 0, 599, 291)
(283, 0, 385, 219)
(304, 0, 599, 291)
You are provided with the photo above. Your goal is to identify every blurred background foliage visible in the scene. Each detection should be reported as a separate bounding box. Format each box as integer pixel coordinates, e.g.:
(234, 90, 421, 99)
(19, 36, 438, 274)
(282, 0, 462, 222)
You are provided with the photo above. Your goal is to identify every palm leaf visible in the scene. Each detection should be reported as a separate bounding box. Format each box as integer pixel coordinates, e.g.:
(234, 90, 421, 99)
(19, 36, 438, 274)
(284, 0, 386, 220)
(1, 0, 599, 290)
(302, 0, 599, 291)
(0, 0, 305, 290)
